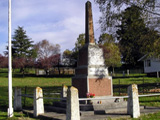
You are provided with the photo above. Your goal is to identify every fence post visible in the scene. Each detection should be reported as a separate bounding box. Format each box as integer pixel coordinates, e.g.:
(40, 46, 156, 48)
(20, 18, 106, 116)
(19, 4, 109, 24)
(157, 71, 159, 85)
(127, 84, 140, 118)
(127, 69, 129, 76)
(123, 71, 125, 77)
(143, 77, 144, 94)
(61, 84, 68, 98)
(157, 71, 159, 79)
(33, 87, 44, 117)
(14, 87, 22, 111)
(119, 79, 120, 96)
(23, 86, 27, 107)
(66, 86, 80, 120)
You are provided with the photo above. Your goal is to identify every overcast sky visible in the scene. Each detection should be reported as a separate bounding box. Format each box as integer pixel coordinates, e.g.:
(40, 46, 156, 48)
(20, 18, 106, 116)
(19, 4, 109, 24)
(0, 0, 102, 55)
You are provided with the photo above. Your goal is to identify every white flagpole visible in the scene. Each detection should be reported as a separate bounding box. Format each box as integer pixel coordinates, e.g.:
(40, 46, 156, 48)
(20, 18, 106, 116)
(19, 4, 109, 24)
(8, 0, 13, 117)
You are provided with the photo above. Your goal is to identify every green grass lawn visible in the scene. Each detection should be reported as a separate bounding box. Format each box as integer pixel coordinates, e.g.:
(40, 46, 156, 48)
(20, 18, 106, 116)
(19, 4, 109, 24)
(0, 68, 71, 119)
(113, 77, 160, 85)
(1, 68, 160, 120)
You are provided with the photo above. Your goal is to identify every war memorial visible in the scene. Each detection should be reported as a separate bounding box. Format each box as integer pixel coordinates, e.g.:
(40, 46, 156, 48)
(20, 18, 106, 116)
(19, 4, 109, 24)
(72, 1, 112, 98)
(11, 1, 160, 120)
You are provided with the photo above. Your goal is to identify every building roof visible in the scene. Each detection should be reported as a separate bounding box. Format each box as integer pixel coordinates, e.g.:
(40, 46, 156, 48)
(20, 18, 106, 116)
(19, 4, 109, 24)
(138, 54, 148, 61)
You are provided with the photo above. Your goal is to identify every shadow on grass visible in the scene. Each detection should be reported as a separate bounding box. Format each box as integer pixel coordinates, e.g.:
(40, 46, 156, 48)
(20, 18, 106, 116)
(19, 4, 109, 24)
(12, 73, 74, 78)
(140, 100, 160, 103)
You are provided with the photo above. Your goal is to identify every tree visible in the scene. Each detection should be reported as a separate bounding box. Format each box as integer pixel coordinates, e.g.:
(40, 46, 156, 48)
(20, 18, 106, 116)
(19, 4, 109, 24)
(12, 26, 36, 58)
(62, 49, 75, 66)
(98, 33, 121, 74)
(61, 34, 85, 68)
(98, 33, 115, 44)
(11, 26, 37, 76)
(35, 39, 60, 75)
(0, 54, 8, 68)
(95, 0, 159, 34)
(116, 5, 159, 65)
(12, 57, 35, 72)
(74, 33, 85, 51)
(139, 29, 160, 56)
(72, 33, 85, 61)
(153, 38, 160, 57)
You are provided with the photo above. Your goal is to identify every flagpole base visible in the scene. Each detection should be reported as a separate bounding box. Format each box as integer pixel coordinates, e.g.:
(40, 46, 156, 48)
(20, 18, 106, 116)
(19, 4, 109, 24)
(8, 107, 13, 117)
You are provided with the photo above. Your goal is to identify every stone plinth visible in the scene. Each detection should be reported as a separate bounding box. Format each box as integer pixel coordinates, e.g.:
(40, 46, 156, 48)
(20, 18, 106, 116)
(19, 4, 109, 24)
(72, 44, 112, 97)
(66, 87, 80, 120)
(72, 77, 112, 98)
(14, 87, 22, 111)
(34, 87, 44, 117)
(127, 84, 140, 118)
(61, 85, 68, 98)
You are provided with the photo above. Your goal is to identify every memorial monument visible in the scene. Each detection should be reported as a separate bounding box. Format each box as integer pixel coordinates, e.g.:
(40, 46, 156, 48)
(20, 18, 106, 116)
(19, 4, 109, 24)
(72, 1, 113, 98)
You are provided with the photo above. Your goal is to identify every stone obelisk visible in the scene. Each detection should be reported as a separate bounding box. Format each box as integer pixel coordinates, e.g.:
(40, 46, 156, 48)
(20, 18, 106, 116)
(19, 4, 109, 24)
(85, 1, 95, 44)
(72, 1, 113, 98)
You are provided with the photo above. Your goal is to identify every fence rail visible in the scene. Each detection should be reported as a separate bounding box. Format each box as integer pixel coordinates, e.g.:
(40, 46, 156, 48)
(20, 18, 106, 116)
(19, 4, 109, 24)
(139, 93, 160, 97)
(43, 97, 66, 100)
(19, 93, 160, 102)
(20, 94, 33, 98)
(79, 93, 160, 101)
(43, 93, 61, 95)
(14, 85, 160, 119)
(79, 96, 129, 101)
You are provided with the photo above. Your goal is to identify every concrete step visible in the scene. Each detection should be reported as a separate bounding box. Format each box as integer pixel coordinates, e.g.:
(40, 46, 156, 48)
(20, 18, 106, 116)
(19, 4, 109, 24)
(80, 107, 127, 115)
(93, 101, 127, 110)
(22, 109, 66, 120)
(80, 104, 94, 111)
(105, 107, 127, 113)
(94, 106, 145, 114)
(80, 111, 94, 116)
(52, 100, 127, 111)
(80, 101, 127, 111)
(53, 101, 66, 108)
(44, 106, 66, 114)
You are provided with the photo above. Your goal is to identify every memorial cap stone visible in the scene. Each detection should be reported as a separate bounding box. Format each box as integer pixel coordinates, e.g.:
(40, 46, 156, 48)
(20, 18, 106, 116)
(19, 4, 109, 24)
(85, 1, 95, 44)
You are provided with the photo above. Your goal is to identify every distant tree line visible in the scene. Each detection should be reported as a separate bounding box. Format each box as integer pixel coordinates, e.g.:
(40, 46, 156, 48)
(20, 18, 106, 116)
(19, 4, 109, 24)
(1, 0, 160, 75)
(1, 26, 61, 77)
(94, 0, 160, 65)
(63, 0, 160, 72)
(62, 33, 121, 74)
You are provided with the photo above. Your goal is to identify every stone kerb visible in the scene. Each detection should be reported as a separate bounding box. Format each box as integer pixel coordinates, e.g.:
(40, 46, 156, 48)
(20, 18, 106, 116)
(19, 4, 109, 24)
(66, 86, 80, 120)
(14, 87, 22, 111)
(127, 84, 140, 118)
(34, 87, 44, 117)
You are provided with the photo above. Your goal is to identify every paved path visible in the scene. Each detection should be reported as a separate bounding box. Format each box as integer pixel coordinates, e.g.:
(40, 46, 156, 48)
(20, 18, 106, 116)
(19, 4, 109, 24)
(22, 106, 160, 120)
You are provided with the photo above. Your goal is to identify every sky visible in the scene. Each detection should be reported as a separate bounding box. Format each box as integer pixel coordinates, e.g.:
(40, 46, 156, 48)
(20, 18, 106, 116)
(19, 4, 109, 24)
(0, 0, 102, 55)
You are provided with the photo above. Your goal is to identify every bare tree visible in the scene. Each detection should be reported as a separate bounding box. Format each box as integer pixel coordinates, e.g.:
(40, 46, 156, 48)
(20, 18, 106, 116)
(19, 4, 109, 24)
(0, 54, 8, 68)
(35, 40, 61, 75)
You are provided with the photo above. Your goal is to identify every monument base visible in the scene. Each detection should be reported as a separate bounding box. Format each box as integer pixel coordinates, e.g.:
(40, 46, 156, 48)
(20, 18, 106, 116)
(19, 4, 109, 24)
(80, 96, 127, 112)
(72, 76, 112, 98)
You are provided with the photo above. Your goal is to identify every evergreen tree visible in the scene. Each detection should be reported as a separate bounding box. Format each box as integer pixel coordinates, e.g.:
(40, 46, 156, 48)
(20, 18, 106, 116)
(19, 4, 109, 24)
(72, 33, 85, 61)
(95, 0, 160, 58)
(11, 26, 36, 76)
(12, 26, 36, 58)
(116, 6, 150, 65)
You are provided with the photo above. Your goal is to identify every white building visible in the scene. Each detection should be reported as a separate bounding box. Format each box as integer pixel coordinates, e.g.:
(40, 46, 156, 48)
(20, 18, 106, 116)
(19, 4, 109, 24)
(138, 55, 160, 76)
